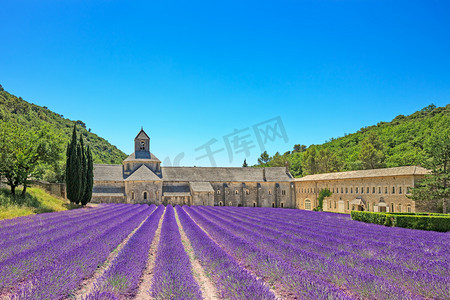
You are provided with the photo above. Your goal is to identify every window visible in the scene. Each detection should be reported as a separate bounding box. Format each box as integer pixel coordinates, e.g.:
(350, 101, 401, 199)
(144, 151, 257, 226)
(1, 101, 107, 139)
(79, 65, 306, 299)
(131, 191, 135, 200)
(351, 188, 353, 194)
(398, 204, 402, 212)
(143, 192, 148, 200)
(391, 203, 394, 212)
(385, 187, 388, 194)
(378, 187, 382, 194)
(347, 201, 349, 210)
(281, 202, 284, 208)
(367, 187, 370, 194)
(140, 140, 145, 150)
(334, 201, 337, 209)
(392, 186, 395, 194)
(229, 202, 232, 206)
(356, 187, 359, 194)
(305, 199, 311, 210)
(399, 187, 402, 194)
(246, 190, 250, 195)
(219, 201, 223, 206)
(407, 186, 411, 194)
(268, 190, 272, 195)
(253, 202, 256, 207)
(407, 205, 411, 212)
(329, 200, 332, 208)
(282, 190, 286, 195)
(217, 190, 221, 195)
(332, 188, 335, 193)
(235, 190, 239, 195)
(272, 202, 275, 208)
(346, 188, 348, 194)
(361, 187, 364, 194)
(373, 187, 375, 194)
(341, 187, 344, 193)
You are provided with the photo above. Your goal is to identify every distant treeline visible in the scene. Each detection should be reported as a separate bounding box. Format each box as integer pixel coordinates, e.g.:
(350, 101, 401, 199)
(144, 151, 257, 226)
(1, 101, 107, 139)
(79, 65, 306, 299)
(255, 103, 450, 177)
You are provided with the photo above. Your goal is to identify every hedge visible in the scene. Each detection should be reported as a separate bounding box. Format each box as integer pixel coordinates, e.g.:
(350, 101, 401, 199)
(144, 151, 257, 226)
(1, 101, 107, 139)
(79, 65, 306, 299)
(351, 211, 450, 232)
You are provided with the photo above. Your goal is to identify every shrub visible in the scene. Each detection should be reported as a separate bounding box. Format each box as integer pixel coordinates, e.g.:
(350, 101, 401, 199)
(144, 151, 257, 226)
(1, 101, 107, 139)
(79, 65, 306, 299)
(351, 211, 450, 232)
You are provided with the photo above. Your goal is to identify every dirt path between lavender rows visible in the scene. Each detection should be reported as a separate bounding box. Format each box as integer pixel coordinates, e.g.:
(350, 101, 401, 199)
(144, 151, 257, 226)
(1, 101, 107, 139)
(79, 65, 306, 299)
(174, 208, 220, 300)
(182, 207, 284, 300)
(133, 207, 166, 300)
(68, 210, 157, 300)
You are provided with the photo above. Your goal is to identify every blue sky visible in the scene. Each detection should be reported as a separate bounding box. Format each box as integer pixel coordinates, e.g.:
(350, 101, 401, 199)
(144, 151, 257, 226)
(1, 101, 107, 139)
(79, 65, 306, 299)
(1, 0, 449, 167)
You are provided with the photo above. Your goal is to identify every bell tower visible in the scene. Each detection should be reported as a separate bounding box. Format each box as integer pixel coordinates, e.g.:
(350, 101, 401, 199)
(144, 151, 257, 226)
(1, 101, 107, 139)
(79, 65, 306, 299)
(134, 128, 151, 159)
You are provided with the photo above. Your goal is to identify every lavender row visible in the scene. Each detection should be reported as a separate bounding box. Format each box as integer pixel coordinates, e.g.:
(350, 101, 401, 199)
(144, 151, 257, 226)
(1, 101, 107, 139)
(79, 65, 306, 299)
(10, 204, 156, 300)
(196, 207, 449, 299)
(176, 206, 275, 300)
(83, 204, 165, 300)
(185, 206, 352, 300)
(150, 205, 202, 300)
(0, 204, 120, 244)
(0, 204, 147, 292)
(0, 203, 110, 231)
(218, 207, 450, 277)
(0, 206, 131, 262)
(0, 204, 136, 263)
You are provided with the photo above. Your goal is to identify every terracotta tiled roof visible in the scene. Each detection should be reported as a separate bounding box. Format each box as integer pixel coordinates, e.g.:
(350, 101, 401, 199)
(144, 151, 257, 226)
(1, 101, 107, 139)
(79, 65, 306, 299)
(295, 166, 429, 182)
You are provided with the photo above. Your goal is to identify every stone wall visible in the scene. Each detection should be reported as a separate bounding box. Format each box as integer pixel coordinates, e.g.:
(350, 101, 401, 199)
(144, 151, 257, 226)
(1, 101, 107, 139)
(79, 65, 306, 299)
(30, 180, 66, 199)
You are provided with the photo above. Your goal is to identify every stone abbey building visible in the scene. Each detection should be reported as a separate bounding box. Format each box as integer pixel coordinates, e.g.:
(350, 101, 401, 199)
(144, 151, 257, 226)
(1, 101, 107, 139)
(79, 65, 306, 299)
(93, 129, 428, 212)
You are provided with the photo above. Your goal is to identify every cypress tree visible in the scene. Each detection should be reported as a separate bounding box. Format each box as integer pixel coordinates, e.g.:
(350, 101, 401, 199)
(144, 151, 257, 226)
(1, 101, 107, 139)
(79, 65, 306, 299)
(82, 145, 94, 206)
(66, 124, 82, 204)
(79, 135, 87, 205)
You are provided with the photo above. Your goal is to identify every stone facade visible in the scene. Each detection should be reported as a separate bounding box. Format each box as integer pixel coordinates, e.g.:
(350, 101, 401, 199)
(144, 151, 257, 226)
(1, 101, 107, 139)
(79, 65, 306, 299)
(294, 166, 429, 213)
(92, 129, 429, 211)
(92, 129, 295, 207)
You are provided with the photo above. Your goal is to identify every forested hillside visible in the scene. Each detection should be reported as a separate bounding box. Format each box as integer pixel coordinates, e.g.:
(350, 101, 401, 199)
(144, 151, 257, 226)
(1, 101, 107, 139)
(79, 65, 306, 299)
(0, 84, 127, 181)
(257, 104, 450, 177)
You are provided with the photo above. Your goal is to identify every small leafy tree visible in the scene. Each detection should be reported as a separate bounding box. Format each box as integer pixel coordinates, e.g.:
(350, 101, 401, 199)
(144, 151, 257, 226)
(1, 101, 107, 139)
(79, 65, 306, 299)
(0, 121, 62, 195)
(257, 151, 270, 166)
(315, 188, 332, 211)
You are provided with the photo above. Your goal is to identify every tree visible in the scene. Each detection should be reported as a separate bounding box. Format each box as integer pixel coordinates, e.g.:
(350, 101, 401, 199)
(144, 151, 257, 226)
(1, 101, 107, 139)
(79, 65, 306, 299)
(257, 151, 270, 166)
(315, 188, 332, 211)
(358, 132, 385, 169)
(409, 129, 450, 213)
(293, 144, 307, 153)
(79, 135, 87, 204)
(242, 159, 248, 167)
(316, 149, 342, 173)
(0, 121, 62, 195)
(66, 124, 82, 204)
(301, 146, 318, 175)
(81, 145, 94, 206)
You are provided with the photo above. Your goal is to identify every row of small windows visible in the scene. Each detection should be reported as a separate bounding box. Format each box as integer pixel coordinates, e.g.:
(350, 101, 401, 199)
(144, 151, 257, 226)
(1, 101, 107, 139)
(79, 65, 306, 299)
(216, 189, 287, 195)
(299, 186, 411, 195)
(218, 201, 284, 208)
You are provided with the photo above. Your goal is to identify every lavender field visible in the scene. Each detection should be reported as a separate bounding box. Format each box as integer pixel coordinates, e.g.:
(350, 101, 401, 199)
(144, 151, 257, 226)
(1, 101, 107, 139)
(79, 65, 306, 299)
(0, 204, 448, 300)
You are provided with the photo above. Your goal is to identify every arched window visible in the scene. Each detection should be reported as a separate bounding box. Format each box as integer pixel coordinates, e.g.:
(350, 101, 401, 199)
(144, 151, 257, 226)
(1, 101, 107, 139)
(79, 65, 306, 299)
(253, 202, 256, 207)
(143, 192, 148, 200)
(235, 190, 239, 194)
(217, 190, 221, 195)
(131, 191, 135, 200)
(391, 203, 394, 212)
(305, 199, 311, 210)
(272, 202, 275, 208)
(407, 205, 411, 212)
(385, 187, 388, 194)
(399, 187, 402, 194)
(280, 202, 284, 208)
(356, 187, 359, 194)
(392, 186, 396, 194)
(140, 140, 145, 150)
(219, 201, 223, 206)
(268, 190, 272, 195)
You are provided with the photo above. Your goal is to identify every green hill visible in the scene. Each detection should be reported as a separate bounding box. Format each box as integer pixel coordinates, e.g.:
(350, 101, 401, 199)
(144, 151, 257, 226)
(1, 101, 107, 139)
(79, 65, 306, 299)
(0, 84, 127, 181)
(258, 104, 450, 177)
